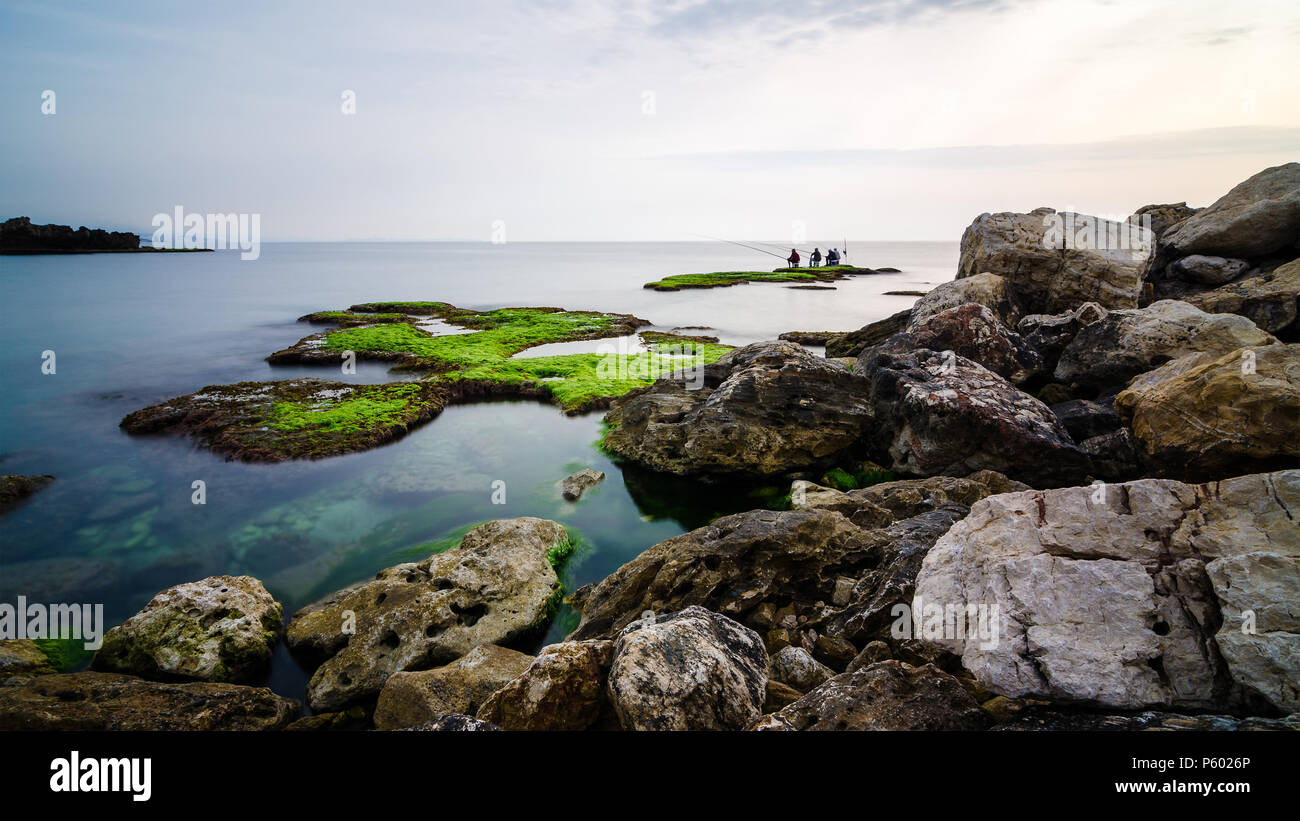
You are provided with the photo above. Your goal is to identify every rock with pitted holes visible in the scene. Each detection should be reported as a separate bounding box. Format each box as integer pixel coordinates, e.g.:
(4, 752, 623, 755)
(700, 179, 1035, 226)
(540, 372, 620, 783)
(285, 517, 567, 711)
(476, 639, 614, 730)
(913, 470, 1300, 713)
(0, 672, 299, 730)
(1114, 344, 1300, 480)
(372, 643, 533, 730)
(601, 341, 874, 477)
(958, 208, 1152, 313)
(93, 575, 282, 684)
(856, 339, 1091, 486)
(606, 606, 769, 731)
(1054, 299, 1277, 389)
(752, 661, 989, 731)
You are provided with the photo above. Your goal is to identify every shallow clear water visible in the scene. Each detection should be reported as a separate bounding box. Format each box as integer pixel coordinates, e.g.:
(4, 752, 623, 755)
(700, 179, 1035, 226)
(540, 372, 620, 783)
(0, 240, 956, 701)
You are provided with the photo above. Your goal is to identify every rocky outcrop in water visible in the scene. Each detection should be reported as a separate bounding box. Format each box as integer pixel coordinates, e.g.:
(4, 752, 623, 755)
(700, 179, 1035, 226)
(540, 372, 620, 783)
(913, 469, 1300, 713)
(0, 474, 54, 513)
(602, 341, 874, 477)
(0, 216, 140, 252)
(285, 517, 568, 711)
(93, 575, 282, 684)
(559, 468, 605, 501)
(0, 672, 299, 730)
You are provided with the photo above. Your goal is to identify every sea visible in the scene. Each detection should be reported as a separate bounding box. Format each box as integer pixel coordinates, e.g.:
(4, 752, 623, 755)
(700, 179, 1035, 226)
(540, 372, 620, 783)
(0, 240, 957, 701)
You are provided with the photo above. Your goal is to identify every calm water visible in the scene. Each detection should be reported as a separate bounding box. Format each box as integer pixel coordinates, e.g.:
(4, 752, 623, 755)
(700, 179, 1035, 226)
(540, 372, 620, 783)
(0, 240, 956, 701)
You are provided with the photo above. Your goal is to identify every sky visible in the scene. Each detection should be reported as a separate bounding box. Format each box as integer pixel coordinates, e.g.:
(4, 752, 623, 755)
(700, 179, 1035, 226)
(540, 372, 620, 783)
(1, 0, 1298, 242)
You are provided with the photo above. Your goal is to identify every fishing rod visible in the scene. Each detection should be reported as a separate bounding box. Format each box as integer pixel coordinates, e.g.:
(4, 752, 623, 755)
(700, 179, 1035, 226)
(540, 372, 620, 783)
(689, 232, 791, 261)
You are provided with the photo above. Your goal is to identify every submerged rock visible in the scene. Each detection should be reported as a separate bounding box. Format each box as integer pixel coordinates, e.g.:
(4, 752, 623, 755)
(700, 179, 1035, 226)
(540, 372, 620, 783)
(1114, 344, 1300, 479)
(559, 468, 605, 501)
(0, 474, 54, 513)
(752, 661, 988, 731)
(1053, 299, 1277, 389)
(913, 469, 1300, 713)
(606, 606, 768, 731)
(0, 672, 299, 730)
(93, 575, 282, 684)
(958, 208, 1152, 312)
(372, 643, 533, 730)
(285, 517, 568, 711)
(476, 639, 614, 730)
(120, 378, 446, 462)
(601, 341, 874, 477)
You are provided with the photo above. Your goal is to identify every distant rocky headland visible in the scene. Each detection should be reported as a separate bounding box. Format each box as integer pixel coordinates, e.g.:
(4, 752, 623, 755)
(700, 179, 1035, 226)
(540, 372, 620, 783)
(0, 216, 209, 253)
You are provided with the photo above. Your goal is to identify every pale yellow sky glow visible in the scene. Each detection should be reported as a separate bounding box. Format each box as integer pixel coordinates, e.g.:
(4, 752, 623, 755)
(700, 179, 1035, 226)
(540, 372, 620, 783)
(2, 0, 1297, 240)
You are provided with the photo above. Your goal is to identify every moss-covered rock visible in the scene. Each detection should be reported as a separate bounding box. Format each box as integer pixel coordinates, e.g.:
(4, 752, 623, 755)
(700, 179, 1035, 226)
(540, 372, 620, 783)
(120, 378, 446, 462)
(93, 575, 282, 684)
(0, 640, 58, 681)
(0, 474, 54, 513)
(644, 266, 877, 291)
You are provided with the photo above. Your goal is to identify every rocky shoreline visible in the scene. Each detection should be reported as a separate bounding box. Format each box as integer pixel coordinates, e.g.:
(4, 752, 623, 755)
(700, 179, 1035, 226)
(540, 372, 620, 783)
(3, 163, 1297, 731)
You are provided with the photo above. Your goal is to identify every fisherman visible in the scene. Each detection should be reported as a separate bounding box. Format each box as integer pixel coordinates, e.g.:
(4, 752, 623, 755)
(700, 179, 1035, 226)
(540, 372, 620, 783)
(827, 248, 839, 266)
(810, 247, 822, 267)
(787, 248, 800, 268)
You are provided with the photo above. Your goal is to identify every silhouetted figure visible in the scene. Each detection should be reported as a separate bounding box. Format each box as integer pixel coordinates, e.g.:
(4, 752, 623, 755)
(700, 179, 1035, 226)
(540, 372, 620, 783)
(810, 247, 822, 267)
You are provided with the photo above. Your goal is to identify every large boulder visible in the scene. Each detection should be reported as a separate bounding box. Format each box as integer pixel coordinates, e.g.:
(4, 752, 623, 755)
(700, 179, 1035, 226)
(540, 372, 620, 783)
(1015, 302, 1108, 370)
(752, 661, 988, 730)
(0, 672, 299, 730)
(1053, 299, 1277, 389)
(913, 470, 1300, 713)
(1161, 163, 1300, 260)
(904, 273, 1020, 330)
(903, 303, 1044, 384)
(958, 208, 1151, 313)
(601, 341, 874, 477)
(92, 575, 282, 684)
(856, 340, 1091, 486)
(476, 639, 614, 730)
(1114, 344, 1300, 480)
(285, 517, 568, 711)
(372, 643, 533, 730)
(606, 606, 768, 730)
(1185, 257, 1299, 338)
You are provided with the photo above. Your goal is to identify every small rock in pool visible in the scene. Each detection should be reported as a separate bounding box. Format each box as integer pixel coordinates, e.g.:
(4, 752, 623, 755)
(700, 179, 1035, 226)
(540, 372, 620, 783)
(560, 468, 605, 501)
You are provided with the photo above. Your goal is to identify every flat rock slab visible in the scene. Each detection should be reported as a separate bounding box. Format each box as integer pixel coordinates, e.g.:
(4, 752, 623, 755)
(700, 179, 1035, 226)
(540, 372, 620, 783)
(914, 469, 1300, 713)
(120, 378, 446, 462)
(0, 672, 299, 730)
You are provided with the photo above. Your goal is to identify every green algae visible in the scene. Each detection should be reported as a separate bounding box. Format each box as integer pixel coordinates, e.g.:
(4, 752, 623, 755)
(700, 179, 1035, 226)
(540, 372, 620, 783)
(267, 383, 427, 435)
(644, 265, 871, 291)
